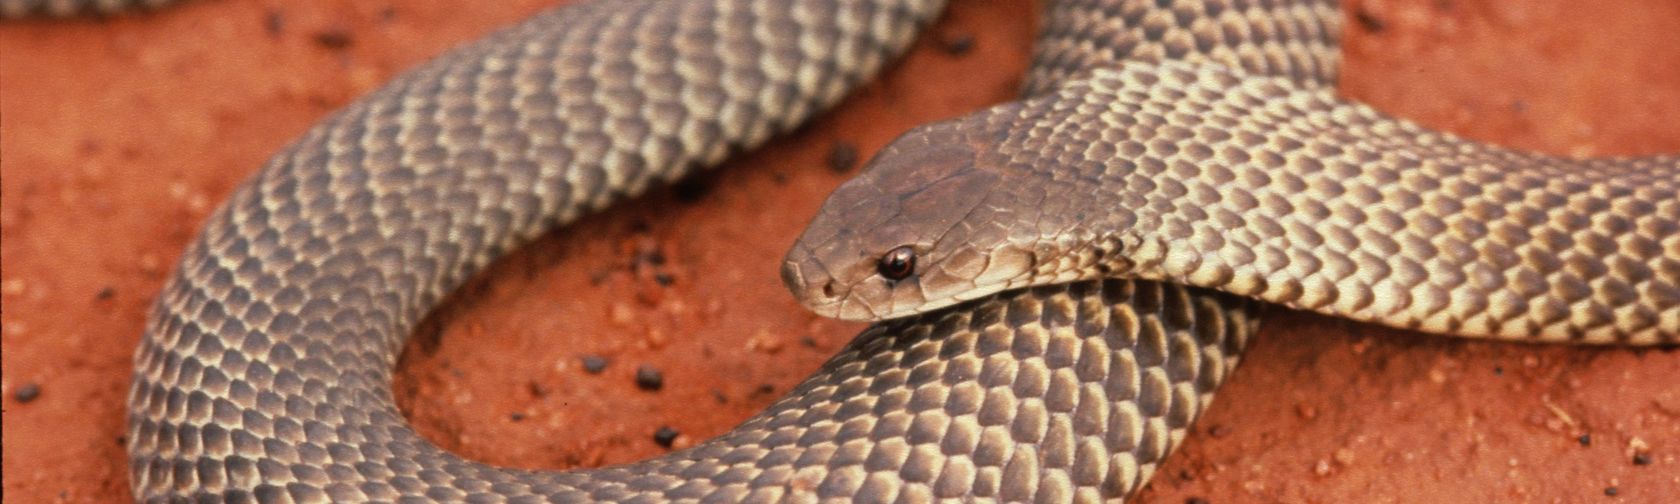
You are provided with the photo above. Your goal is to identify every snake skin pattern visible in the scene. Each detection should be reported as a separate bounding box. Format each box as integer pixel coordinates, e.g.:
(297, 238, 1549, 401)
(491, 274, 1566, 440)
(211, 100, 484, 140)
(1021, 0, 1342, 94)
(107, 0, 1266, 501)
(785, 5, 1680, 345)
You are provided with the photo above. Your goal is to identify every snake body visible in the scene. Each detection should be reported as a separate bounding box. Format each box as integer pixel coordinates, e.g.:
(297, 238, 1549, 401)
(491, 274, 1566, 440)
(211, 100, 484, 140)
(2, 0, 1659, 501)
(109, 0, 1256, 501)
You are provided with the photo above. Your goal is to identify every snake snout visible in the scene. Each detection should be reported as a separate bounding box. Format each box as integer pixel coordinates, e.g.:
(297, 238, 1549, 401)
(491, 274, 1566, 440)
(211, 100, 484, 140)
(780, 257, 837, 303)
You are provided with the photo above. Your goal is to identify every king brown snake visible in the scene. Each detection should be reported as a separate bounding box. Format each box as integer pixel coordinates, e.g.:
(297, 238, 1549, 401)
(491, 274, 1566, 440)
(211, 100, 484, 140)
(5, 0, 1675, 501)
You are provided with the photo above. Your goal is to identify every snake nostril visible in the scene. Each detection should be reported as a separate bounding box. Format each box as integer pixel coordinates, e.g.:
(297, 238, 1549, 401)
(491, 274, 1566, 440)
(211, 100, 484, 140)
(821, 281, 837, 299)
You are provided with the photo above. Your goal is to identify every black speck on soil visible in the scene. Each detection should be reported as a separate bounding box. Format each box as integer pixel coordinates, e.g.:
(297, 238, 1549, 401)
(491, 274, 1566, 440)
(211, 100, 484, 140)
(313, 29, 353, 50)
(939, 32, 975, 56)
(1355, 8, 1386, 32)
(1632, 452, 1651, 466)
(14, 383, 41, 403)
(653, 426, 679, 448)
(635, 364, 664, 391)
(826, 142, 859, 173)
(581, 355, 608, 374)
(1578, 434, 1592, 446)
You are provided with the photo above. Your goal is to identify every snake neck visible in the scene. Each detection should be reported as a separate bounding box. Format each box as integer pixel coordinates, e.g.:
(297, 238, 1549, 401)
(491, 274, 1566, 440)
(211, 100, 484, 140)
(992, 61, 1680, 343)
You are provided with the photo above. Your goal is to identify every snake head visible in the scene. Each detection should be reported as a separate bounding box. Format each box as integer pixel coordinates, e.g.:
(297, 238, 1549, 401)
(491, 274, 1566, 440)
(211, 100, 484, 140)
(782, 114, 1105, 321)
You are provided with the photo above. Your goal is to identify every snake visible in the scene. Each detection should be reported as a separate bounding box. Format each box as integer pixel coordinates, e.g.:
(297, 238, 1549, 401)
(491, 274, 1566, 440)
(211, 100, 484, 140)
(5, 0, 1672, 501)
(781, 20, 1680, 343)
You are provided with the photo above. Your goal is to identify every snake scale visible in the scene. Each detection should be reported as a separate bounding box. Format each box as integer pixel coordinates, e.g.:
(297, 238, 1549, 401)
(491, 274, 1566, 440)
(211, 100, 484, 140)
(4, 0, 1673, 501)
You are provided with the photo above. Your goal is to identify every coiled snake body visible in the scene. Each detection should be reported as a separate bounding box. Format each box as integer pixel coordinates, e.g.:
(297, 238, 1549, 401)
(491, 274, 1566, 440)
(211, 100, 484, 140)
(5, 0, 1669, 501)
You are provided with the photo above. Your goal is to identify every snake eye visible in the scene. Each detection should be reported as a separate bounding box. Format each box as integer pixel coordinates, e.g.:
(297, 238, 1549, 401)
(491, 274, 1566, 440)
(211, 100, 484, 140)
(877, 246, 916, 281)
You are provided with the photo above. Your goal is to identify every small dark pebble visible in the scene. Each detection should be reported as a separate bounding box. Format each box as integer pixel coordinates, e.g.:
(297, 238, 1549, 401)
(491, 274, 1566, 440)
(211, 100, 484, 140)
(581, 355, 608, 374)
(14, 383, 41, 403)
(1176, 469, 1194, 481)
(635, 364, 664, 391)
(653, 426, 680, 448)
(95, 286, 116, 300)
(1604, 486, 1618, 497)
(1493, 366, 1503, 375)
(1185, 498, 1211, 504)
(799, 336, 818, 348)
(1579, 434, 1592, 446)
(1632, 452, 1651, 465)
(510, 412, 526, 422)
(754, 383, 776, 396)
(826, 142, 859, 173)
(264, 10, 284, 37)
(653, 273, 674, 286)
(1354, 9, 1385, 32)
(711, 389, 728, 404)
(528, 382, 549, 398)
(940, 33, 975, 56)
(313, 29, 353, 50)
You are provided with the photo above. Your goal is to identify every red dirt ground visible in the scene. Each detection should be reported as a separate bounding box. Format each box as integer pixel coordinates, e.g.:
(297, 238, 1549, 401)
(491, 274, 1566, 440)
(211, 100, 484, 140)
(3, 0, 1676, 502)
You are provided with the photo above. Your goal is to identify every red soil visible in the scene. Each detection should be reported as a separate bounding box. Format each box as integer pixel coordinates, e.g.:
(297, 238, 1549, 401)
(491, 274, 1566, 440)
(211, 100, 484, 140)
(3, 0, 1676, 502)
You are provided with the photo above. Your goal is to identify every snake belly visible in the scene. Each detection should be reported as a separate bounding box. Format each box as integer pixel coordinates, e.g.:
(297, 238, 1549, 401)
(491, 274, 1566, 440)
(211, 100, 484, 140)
(116, 0, 1281, 501)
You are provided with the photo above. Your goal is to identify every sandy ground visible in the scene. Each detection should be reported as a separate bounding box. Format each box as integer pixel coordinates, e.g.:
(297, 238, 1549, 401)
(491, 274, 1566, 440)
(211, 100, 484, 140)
(3, 0, 1677, 502)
